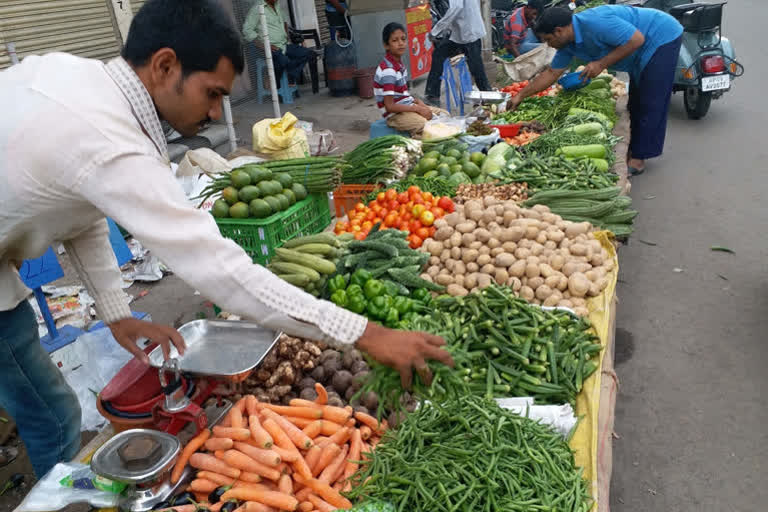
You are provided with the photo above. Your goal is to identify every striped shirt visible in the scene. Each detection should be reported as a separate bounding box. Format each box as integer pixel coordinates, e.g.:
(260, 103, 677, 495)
(374, 53, 415, 117)
(504, 7, 528, 51)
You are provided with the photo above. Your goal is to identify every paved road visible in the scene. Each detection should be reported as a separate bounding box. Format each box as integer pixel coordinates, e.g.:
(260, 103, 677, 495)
(609, 2, 768, 511)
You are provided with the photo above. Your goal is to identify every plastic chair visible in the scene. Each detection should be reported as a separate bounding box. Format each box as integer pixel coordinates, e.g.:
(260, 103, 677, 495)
(369, 118, 407, 139)
(254, 58, 298, 104)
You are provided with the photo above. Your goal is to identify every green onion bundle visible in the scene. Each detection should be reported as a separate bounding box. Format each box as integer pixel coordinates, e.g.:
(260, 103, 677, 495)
(339, 135, 422, 184)
(258, 156, 342, 193)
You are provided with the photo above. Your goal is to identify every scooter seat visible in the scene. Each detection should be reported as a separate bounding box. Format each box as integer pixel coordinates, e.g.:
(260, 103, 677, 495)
(669, 2, 725, 32)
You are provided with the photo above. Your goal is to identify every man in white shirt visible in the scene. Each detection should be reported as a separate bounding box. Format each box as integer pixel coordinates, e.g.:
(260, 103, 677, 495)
(0, 0, 452, 477)
(424, 0, 492, 105)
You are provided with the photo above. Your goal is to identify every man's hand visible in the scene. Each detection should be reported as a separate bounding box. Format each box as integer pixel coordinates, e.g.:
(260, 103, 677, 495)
(506, 93, 524, 112)
(580, 61, 605, 81)
(355, 323, 454, 388)
(109, 318, 186, 365)
(416, 105, 433, 120)
(271, 45, 279, 52)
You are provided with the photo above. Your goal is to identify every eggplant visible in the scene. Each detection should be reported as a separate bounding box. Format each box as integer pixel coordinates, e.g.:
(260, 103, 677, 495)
(208, 486, 229, 504)
(170, 491, 196, 506)
(221, 500, 240, 512)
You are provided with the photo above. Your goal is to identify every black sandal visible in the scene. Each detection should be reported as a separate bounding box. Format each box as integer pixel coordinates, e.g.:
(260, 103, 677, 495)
(628, 166, 645, 177)
(0, 447, 18, 468)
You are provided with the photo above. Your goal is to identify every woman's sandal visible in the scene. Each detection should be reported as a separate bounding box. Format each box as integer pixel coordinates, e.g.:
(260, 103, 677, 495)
(628, 166, 645, 177)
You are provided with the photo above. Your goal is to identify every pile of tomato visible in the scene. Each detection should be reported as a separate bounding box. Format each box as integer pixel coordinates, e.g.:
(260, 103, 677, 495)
(334, 186, 455, 248)
(500, 81, 553, 97)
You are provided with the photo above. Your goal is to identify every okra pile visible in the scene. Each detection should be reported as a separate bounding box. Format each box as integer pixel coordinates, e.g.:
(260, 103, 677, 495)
(347, 395, 593, 512)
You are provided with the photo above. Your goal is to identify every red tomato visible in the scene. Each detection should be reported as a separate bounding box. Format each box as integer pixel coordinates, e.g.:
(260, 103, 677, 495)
(410, 220, 423, 232)
(438, 196, 455, 213)
(409, 235, 423, 249)
(393, 218, 405, 230)
(384, 213, 398, 227)
(397, 192, 409, 204)
(407, 185, 421, 195)
(412, 204, 426, 217)
(371, 204, 382, 215)
(401, 212, 413, 222)
(376, 192, 386, 202)
(354, 231, 366, 240)
(422, 192, 434, 203)
(387, 199, 399, 211)
(416, 227, 430, 240)
(364, 211, 375, 221)
(335, 221, 349, 231)
(429, 226, 437, 237)
(354, 202, 366, 212)
(349, 218, 361, 227)
(431, 206, 445, 218)
(385, 189, 398, 201)
(351, 224, 361, 232)
(419, 210, 435, 226)
(412, 195, 425, 205)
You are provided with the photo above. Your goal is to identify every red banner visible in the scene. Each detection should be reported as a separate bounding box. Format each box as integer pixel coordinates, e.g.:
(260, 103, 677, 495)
(406, 4, 433, 79)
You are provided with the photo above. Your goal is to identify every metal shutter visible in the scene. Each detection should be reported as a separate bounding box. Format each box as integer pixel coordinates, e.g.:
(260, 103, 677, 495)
(132, 0, 147, 14)
(0, 0, 122, 70)
(314, 0, 330, 44)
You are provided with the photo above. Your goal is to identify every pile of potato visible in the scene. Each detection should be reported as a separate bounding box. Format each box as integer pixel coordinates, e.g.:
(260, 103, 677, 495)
(419, 196, 614, 316)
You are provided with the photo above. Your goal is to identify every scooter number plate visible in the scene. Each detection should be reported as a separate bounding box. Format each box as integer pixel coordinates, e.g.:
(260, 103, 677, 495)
(701, 74, 730, 92)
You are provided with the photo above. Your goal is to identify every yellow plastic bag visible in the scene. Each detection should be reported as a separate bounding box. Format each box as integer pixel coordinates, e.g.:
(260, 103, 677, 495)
(252, 112, 309, 160)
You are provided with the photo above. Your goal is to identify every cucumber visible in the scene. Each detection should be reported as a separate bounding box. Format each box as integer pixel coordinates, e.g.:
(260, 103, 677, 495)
(282, 232, 340, 249)
(563, 122, 603, 136)
(277, 273, 311, 287)
(274, 248, 337, 275)
(269, 261, 321, 281)
(556, 144, 607, 159)
(293, 243, 338, 256)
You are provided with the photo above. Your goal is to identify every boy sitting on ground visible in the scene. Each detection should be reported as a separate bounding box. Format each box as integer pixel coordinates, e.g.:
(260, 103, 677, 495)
(374, 22, 445, 137)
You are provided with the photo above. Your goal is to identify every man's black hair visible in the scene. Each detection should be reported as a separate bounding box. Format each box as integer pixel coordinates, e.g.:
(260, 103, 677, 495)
(527, 0, 547, 12)
(122, 0, 244, 76)
(382, 22, 407, 44)
(535, 7, 573, 35)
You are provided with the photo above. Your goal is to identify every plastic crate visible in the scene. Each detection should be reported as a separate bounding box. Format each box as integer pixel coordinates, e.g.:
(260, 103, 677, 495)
(215, 194, 332, 265)
(332, 184, 380, 218)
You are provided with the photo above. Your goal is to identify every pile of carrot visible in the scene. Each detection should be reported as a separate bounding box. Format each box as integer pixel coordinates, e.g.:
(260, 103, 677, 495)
(505, 131, 541, 146)
(164, 383, 386, 512)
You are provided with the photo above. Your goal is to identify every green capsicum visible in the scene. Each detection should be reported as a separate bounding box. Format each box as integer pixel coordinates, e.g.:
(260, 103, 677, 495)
(411, 288, 432, 304)
(347, 293, 367, 314)
(393, 296, 413, 315)
(366, 295, 390, 320)
(330, 289, 348, 308)
(384, 308, 400, 328)
(351, 269, 372, 288)
(327, 275, 347, 294)
(346, 283, 364, 298)
(363, 279, 386, 300)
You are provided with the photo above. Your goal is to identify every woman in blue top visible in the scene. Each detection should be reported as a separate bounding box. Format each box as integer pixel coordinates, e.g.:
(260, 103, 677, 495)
(507, 6, 683, 176)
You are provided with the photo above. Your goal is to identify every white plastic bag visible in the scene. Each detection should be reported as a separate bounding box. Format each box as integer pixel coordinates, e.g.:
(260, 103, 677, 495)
(459, 128, 500, 153)
(495, 398, 578, 438)
(494, 44, 557, 82)
(422, 117, 466, 140)
(14, 463, 121, 511)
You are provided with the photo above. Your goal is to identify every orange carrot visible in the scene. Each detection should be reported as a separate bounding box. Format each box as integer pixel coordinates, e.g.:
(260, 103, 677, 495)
(205, 437, 234, 452)
(312, 443, 341, 477)
(291, 456, 313, 481)
(233, 481, 271, 491)
(189, 478, 219, 493)
(229, 406, 245, 429)
(155, 505, 199, 512)
(307, 494, 336, 512)
(233, 442, 281, 466)
(359, 426, 372, 441)
(234, 397, 248, 414)
(214, 450, 227, 460)
(319, 422, 345, 437)
(290, 399, 323, 409)
(369, 437, 381, 449)
(321, 427, 352, 447)
(278, 474, 293, 495)
(345, 418, 356, 428)
(219, 414, 232, 428)
(220, 489, 298, 511)
(298, 502, 314, 512)
(292, 474, 353, 510)
(239, 471, 263, 483)
(223, 450, 282, 481)
(295, 487, 313, 502)
(262, 418, 312, 479)
(245, 395, 259, 416)
(258, 404, 322, 419)
(333, 482, 343, 492)
(303, 445, 323, 472)
(271, 444, 299, 462)
(244, 502, 276, 512)
(213, 426, 251, 441)
(313, 436, 331, 445)
(277, 462, 291, 474)
(318, 444, 348, 484)
(353, 411, 382, 432)
(171, 428, 211, 484)
(302, 420, 323, 439)
(248, 415, 274, 449)
(314, 384, 328, 405)
(189, 453, 240, 479)
(261, 409, 314, 449)
(342, 429, 362, 480)
(284, 417, 315, 429)
(197, 471, 237, 486)
(320, 406, 350, 425)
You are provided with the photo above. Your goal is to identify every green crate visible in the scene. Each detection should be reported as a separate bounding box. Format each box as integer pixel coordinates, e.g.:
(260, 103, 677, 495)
(215, 194, 332, 265)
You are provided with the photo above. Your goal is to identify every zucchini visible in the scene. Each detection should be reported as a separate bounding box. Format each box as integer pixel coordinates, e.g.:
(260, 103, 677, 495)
(563, 122, 603, 136)
(556, 144, 607, 159)
(568, 108, 614, 129)
(274, 248, 337, 275)
(277, 273, 311, 287)
(269, 261, 321, 281)
(282, 232, 340, 249)
(293, 243, 338, 256)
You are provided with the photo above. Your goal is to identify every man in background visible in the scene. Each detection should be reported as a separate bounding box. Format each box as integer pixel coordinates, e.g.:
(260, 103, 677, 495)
(504, 0, 546, 57)
(424, 0, 492, 106)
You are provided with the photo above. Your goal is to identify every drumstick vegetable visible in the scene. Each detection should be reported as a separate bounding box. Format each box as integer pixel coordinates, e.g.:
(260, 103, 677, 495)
(171, 428, 211, 484)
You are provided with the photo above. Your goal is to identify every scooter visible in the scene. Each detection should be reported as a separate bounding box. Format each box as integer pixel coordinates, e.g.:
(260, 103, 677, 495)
(639, 0, 744, 119)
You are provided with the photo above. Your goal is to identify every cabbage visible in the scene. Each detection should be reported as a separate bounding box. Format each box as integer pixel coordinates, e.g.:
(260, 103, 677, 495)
(486, 141, 511, 159)
(481, 154, 506, 174)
